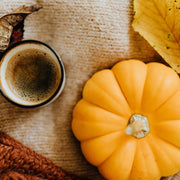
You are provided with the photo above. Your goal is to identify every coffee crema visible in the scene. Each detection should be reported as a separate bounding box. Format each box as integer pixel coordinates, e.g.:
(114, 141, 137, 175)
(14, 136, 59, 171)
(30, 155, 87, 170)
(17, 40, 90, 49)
(5, 48, 61, 103)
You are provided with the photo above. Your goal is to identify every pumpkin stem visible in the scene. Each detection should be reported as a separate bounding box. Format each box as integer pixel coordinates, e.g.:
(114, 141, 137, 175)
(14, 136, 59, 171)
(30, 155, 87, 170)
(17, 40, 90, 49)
(125, 114, 149, 138)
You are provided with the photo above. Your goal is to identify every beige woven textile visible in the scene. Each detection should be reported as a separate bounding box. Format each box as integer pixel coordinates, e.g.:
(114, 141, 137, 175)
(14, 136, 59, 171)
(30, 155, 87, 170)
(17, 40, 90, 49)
(0, 0, 175, 179)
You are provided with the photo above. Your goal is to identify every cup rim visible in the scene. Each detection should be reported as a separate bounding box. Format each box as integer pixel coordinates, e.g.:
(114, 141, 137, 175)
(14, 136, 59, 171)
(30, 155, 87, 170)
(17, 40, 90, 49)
(0, 40, 65, 108)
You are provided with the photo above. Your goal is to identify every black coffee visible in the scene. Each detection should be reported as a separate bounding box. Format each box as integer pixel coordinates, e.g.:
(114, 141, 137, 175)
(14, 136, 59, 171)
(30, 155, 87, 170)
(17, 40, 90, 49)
(6, 48, 61, 103)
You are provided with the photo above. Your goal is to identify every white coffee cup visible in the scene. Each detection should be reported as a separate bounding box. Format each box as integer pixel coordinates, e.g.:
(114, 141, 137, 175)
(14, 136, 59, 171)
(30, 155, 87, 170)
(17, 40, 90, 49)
(0, 40, 65, 108)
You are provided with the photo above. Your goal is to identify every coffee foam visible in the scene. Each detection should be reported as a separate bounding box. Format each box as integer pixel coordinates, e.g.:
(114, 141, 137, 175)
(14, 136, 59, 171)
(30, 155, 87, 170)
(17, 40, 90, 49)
(6, 48, 61, 103)
(0, 42, 64, 106)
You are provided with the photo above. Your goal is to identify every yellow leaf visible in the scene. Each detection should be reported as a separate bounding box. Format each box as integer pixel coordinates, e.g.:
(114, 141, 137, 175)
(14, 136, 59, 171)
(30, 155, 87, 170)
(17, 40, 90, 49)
(132, 0, 180, 73)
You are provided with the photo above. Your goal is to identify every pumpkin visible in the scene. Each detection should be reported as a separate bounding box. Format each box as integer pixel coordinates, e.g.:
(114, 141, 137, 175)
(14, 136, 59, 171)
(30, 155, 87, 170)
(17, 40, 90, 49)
(72, 60, 180, 180)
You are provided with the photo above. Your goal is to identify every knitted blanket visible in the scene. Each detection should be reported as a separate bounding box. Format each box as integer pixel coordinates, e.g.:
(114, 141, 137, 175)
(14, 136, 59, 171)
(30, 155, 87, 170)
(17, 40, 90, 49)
(0, 0, 178, 179)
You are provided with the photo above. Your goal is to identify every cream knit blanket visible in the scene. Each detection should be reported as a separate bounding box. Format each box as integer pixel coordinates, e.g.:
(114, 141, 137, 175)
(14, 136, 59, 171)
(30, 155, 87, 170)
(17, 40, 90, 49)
(0, 0, 167, 179)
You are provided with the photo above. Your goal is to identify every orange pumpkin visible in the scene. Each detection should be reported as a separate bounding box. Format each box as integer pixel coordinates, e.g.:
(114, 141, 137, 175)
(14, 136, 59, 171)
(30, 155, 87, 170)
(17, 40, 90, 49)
(72, 60, 180, 180)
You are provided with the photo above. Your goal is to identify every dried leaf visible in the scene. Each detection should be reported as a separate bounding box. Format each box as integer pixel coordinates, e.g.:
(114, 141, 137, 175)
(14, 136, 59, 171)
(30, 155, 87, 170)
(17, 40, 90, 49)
(0, 5, 42, 52)
(9, 23, 24, 46)
(132, 0, 180, 73)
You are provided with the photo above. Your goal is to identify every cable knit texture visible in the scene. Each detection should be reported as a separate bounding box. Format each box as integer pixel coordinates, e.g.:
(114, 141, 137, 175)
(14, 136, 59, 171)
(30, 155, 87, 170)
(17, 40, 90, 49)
(0, 132, 86, 180)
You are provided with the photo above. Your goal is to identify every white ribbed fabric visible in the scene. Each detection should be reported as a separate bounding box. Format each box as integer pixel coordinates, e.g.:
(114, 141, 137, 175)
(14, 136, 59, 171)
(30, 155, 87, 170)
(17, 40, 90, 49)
(0, 1, 170, 180)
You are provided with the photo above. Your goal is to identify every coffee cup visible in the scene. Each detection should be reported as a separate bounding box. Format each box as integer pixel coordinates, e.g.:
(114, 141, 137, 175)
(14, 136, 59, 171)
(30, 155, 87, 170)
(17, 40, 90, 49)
(0, 40, 65, 108)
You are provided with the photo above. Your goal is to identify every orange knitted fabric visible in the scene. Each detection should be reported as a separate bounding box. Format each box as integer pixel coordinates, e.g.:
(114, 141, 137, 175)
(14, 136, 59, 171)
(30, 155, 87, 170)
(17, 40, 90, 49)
(0, 132, 86, 180)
